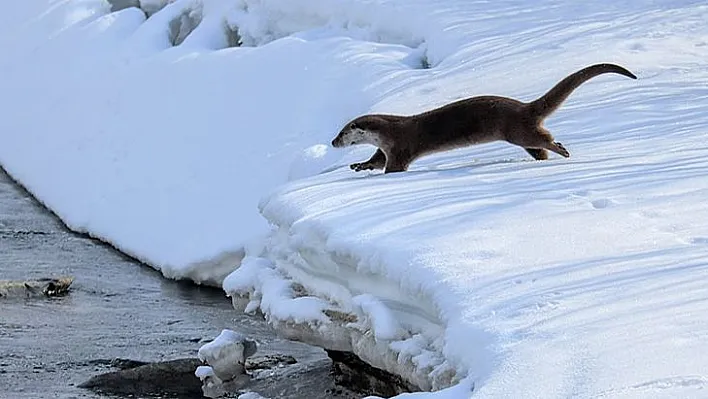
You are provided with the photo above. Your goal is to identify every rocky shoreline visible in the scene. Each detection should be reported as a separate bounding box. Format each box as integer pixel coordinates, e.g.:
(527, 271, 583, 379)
(77, 329, 416, 399)
(0, 167, 365, 399)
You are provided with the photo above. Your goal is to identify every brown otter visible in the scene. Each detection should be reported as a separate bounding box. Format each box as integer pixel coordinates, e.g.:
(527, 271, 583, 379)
(331, 63, 637, 173)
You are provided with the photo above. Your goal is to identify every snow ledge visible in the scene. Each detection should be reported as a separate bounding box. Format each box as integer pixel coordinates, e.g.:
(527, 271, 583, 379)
(223, 223, 481, 395)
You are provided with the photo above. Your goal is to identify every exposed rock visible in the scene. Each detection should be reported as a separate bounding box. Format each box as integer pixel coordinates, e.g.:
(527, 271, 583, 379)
(87, 358, 149, 370)
(78, 358, 204, 397)
(323, 309, 358, 324)
(78, 333, 294, 398)
(243, 358, 360, 399)
(198, 329, 257, 382)
(77, 354, 299, 399)
(77, 350, 389, 398)
(78, 326, 409, 399)
(246, 354, 297, 370)
(197, 329, 262, 398)
(327, 350, 419, 398)
(196, 364, 251, 399)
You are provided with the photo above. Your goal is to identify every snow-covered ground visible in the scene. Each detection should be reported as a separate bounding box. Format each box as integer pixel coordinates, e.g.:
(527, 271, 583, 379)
(2, 0, 708, 398)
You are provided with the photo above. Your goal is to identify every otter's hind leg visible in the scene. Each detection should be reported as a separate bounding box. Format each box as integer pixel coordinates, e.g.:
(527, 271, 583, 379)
(545, 141, 570, 158)
(536, 127, 570, 158)
(524, 148, 549, 160)
(511, 128, 570, 158)
(351, 149, 386, 172)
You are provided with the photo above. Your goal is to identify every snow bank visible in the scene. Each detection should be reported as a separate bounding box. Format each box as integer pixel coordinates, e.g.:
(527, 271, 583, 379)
(2, 0, 700, 285)
(221, 1, 708, 398)
(0, 0, 431, 283)
(228, 64, 708, 396)
(226, 253, 466, 391)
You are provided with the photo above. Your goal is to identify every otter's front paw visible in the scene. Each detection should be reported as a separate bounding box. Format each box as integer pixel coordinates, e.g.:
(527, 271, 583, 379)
(350, 162, 373, 172)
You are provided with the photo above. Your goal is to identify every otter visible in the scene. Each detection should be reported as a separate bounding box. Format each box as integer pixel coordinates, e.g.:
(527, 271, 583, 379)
(331, 63, 637, 173)
(0, 276, 73, 299)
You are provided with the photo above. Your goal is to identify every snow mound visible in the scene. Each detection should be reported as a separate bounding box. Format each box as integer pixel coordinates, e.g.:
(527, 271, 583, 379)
(198, 328, 257, 381)
(0, 0, 432, 282)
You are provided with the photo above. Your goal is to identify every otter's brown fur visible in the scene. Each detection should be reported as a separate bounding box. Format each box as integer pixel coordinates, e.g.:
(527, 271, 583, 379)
(331, 63, 637, 173)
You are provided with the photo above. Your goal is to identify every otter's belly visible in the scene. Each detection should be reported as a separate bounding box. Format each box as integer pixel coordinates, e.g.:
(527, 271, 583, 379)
(427, 131, 499, 153)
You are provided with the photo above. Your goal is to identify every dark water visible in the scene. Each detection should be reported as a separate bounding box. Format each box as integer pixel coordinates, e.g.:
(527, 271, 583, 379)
(0, 168, 351, 399)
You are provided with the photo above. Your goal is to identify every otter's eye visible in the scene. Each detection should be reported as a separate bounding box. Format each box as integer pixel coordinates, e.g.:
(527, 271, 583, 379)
(349, 123, 358, 130)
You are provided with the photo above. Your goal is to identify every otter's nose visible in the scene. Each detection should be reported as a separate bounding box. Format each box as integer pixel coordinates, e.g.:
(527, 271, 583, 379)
(331, 138, 338, 147)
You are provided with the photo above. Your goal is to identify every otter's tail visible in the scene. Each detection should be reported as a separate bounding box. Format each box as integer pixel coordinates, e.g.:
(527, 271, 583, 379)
(527, 63, 637, 120)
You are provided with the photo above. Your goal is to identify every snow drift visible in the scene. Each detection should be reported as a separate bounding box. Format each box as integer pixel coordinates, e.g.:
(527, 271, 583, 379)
(0, 0, 431, 282)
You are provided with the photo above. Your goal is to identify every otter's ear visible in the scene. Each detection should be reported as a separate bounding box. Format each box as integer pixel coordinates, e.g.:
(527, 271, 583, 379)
(349, 122, 358, 130)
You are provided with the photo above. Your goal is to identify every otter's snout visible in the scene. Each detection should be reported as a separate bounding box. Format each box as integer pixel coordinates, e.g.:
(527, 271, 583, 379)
(331, 130, 349, 148)
(332, 122, 361, 148)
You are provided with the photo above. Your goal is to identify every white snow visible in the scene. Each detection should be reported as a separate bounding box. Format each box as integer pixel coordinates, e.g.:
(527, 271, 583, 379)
(195, 365, 217, 380)
(2, 0, 708, 398)
(352, 294, 408, 342)
(223, 256, 331, 322)
(197, 328, 258, 397)
(0, 0, 428, 283)
(238, 392, 269, 399)
(198, 328, 256, 381)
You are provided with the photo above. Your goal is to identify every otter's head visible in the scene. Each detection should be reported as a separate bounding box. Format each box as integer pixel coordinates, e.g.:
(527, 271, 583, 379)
(331, 115, 387, 148)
